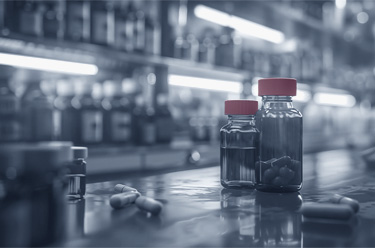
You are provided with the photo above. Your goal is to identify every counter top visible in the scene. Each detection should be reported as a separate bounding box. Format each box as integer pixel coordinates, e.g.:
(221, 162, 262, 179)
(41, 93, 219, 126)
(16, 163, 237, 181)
(66, 149, 375, 247)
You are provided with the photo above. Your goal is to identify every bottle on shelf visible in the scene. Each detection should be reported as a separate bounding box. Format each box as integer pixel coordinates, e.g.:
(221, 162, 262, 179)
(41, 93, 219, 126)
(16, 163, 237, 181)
(71, 80, 103, 146)
(0, 79, 20, 142)
(216, 27, 242, 68)
(54, 79, 78, 142)
(133, 2, 146, 53)
(91, 0, 115, 46)
(66, 0, 90, 42)
(145, 15, 161, 55)
(155, 93, 174, 144)
(132, 96, 156, 146)
(21, 81, 55, 141)
(19, 0, 43, 37)
(198, 32, 216, 65)
(102, 79, 133, 144)
(42, 0, 64, 39)
(115, 0, 132, 52)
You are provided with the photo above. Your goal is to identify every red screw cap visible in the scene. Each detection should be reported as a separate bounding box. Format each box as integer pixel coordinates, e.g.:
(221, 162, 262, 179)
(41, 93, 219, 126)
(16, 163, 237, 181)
(225, 100, 258, 115)
(258, 78, 297, 96)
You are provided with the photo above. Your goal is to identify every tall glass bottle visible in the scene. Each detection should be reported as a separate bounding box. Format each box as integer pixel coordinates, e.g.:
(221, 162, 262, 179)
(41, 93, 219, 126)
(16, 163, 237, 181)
(220, 100, 259, 189)
(255, 78, 303, 192)
(0, 79, 20, 142)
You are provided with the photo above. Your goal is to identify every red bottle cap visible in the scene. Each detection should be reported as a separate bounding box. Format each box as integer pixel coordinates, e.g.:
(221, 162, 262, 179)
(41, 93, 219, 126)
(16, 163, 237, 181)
(258, 78, 297, 96)
(225, 100, 258, 115)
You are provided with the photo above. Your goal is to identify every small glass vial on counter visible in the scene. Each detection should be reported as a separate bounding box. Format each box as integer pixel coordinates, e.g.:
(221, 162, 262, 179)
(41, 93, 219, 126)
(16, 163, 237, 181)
(220, 100, 259, 189)
(66, 147, 88, 199)
(255, 78, 303, 192)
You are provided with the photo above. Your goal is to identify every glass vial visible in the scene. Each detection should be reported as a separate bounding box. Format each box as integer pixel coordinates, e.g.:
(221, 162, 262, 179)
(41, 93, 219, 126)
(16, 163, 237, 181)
(220, 100, 259, 189)
(255, 78, 303, 192)
(67, 146, 88, 199)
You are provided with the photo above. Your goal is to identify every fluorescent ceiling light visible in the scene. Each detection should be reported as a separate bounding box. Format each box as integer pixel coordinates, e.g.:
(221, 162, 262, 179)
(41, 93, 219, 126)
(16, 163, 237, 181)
(251, 82, 311, 102)
(169, 74, 242, 93)
(194, 5, 285, 44)
(335, 0, 346, 9)
(0, 52, 98, 75)
(314, 92, 356, 107)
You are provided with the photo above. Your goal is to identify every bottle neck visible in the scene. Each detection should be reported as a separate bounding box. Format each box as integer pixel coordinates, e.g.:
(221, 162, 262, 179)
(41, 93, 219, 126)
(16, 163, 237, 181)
(228, 115, 255, 125)
(262, 96, 294, 109)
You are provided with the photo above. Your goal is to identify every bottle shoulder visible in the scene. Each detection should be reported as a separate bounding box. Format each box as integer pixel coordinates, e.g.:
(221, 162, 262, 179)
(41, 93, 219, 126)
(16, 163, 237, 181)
(220, 122, 259, 133)
(258, 107, 303, 118)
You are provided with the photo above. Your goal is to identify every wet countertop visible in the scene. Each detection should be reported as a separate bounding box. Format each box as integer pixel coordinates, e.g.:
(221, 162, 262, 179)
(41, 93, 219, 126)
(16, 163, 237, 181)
(66, 149, 375, 247)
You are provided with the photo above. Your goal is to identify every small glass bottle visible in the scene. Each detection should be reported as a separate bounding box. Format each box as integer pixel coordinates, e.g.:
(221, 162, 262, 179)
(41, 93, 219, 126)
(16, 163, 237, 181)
(66, 146, 88, 199)
(255, 78, 303, 192)
(220, 100, 259, 189)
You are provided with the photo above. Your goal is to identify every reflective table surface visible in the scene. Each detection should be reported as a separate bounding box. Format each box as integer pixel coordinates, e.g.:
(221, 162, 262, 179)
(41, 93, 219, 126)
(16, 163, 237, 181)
(66, 149, 375, 247)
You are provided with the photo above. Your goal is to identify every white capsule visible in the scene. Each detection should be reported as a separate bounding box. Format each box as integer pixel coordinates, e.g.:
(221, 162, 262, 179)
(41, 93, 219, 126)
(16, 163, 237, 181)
(114, 184, 138, 193)
(329, 194, 359, 213)
(301, 203, 354, 220)
(135, 196, 163, 215)
(110, 192, 140, 209)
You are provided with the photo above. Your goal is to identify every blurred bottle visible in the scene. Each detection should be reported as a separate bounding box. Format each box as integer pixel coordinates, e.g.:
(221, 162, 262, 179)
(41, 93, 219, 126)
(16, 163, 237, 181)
(114, 0, 133, 52)
(269, 54, 282, 77)
(0, 1, 19, 35)
(242, 50, 255, 72)
(19, 0, 43, 37)
(133, 4, 146, 53)
(216, 28, 242, 68)
(0, 79, 20, 142)
(66, 0, 90, 42)
(91, 0, 115, 46)
(155, 94, 173, 144)
(42, 0, 64, 39)
(102, 79, 132, 144)
(145, 15, 161, 55)
(132, 96, 156, 146)
(21, 81, 55, 141)
(54, 80, 78, 142)
(189, 106, 209, 142)
(198, 33, 216, 65)
(71, 80, 103, 145)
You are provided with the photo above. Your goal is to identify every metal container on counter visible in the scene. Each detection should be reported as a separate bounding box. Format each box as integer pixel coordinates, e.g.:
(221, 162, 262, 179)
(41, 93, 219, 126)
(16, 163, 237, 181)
(255, 78, 303, 192)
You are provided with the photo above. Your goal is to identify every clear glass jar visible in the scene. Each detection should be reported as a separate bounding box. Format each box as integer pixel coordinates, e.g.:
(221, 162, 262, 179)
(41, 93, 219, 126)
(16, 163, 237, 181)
(255, 78, 303, 192)
(220, 100, 259, 189)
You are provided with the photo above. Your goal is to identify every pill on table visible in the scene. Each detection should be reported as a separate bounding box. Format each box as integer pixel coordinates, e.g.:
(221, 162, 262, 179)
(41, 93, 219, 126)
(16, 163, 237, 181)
(114, 184, 138, 193)
(329, 194, 359, 213)
(110, 192, 140, 209)
(135, 196, 163, 215)
(301, 203, 354, 220)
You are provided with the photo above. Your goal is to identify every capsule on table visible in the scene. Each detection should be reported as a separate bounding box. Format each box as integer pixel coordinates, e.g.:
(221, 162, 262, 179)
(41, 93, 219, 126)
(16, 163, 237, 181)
(135, 196, 163, 215)
(110, 192, 141, 209)
(329, 194, 360, 213)
(301, 203, 354, 220)
(114, 184, 138, 194)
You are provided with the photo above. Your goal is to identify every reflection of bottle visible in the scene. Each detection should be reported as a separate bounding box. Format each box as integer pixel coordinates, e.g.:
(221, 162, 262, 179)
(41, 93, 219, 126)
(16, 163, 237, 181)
(155, 94, 173, 143)
(255, 191, 302, 247)
(72, 81, 103, 145)
(0, 79, 20, 142)
(22, 81, 55, 141)
(102, 80, 132, 144)
(54, 80, 77, 142)
(220, 189, 259, 246)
